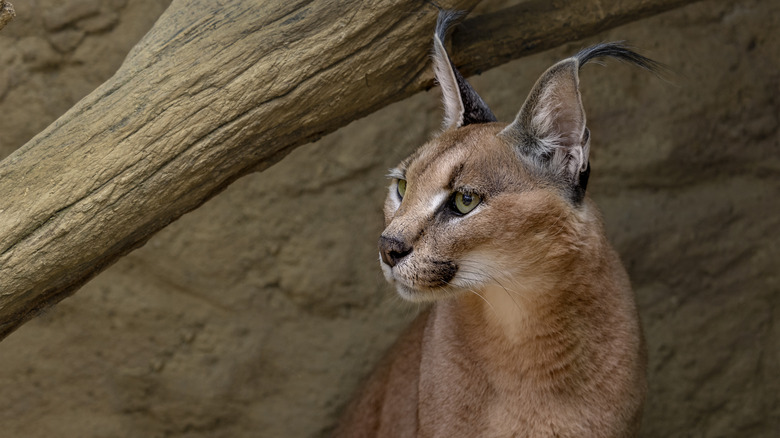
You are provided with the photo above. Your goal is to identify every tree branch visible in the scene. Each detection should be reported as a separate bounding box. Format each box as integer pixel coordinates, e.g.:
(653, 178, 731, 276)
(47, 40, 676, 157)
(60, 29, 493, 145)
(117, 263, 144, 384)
(452, 0, 702, 76)
(0, 0, 700, 340)
(0, 0, 15, 31)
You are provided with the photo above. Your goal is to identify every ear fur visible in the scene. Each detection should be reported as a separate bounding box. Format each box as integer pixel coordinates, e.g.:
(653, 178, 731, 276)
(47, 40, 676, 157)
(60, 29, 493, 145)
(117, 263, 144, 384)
(433, 11, 496, 130)
(506, 58, 590, 177)
(499, 42, 661, 203)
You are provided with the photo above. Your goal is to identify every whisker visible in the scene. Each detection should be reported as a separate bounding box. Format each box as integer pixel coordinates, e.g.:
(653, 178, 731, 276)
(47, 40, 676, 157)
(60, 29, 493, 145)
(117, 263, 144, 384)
(439, 277, 498, 317)
(453, 262, 528, 317)
(468, 288, 497, 315)
(489, 274, 523, 312)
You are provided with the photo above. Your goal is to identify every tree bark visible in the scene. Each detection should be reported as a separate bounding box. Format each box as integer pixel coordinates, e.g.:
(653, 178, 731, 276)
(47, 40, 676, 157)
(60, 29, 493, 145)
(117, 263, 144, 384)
(0, 0, 700, 340)
(0, 0, 15, 30)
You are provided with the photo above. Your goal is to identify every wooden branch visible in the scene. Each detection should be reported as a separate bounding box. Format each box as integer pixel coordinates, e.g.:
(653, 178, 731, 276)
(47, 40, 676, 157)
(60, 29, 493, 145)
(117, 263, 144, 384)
(0, 0, 700, 340)
(0, 0, 15, 31)
(452, 0, 703, 76)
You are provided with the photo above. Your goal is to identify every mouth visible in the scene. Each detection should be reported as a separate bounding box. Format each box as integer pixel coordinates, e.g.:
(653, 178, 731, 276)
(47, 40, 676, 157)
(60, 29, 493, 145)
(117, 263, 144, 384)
(379, 255, 460, 302)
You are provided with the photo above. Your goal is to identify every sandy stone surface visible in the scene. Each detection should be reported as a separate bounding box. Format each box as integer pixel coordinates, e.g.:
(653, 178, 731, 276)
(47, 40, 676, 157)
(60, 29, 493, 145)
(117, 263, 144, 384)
(0, 0, 777, 437)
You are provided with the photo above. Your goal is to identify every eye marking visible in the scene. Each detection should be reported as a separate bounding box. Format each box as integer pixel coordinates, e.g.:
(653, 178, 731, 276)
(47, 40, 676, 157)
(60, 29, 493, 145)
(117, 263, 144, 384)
(451, 190, 481, 215)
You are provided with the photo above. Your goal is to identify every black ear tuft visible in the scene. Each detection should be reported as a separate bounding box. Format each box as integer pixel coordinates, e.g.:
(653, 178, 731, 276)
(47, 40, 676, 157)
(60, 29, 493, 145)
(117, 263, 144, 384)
(574, 42, 665, 74)
(433, 11, 496, 129)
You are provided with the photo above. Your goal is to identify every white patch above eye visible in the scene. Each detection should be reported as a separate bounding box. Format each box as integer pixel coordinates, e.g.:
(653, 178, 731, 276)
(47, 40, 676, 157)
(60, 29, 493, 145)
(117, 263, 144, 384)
(427, 190, 450, 216)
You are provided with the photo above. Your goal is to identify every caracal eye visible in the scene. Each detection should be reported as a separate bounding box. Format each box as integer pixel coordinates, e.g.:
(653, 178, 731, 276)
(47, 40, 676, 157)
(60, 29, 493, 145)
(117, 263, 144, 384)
(454, 191, 481, 215)
(397, 179, 407, 199)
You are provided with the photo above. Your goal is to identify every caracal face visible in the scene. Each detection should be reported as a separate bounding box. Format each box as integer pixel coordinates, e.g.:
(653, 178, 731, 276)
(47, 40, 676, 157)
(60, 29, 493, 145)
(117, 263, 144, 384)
(379, 123, 583, 303)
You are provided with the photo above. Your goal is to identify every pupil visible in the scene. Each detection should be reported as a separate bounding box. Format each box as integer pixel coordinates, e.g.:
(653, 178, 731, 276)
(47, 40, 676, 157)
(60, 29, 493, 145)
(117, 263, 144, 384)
(462, 194, 472, 205)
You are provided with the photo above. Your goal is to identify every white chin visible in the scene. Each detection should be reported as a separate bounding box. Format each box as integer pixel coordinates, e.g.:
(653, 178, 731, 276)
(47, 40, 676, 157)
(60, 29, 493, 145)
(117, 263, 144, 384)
(394, 283, 424, 302)
(395, 283, 455, 303)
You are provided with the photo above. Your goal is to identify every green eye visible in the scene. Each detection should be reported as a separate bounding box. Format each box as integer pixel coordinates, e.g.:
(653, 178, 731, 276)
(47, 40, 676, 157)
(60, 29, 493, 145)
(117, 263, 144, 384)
(397, 179, 407, 198)
(453, 191, 481, 215)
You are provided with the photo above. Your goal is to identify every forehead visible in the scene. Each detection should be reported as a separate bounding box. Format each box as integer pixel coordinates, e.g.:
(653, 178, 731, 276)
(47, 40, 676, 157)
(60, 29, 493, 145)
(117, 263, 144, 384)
(400, 123, 526, 192)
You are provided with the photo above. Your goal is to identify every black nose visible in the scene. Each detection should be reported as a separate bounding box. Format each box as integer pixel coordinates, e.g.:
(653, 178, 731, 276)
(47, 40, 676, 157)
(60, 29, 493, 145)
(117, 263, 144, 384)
(379, 235, 412, 267)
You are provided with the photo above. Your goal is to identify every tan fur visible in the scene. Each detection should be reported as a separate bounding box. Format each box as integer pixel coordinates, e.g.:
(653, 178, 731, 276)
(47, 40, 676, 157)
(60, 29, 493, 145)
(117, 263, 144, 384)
(335, 122, 646, 437)
(335, 26, 650, 436)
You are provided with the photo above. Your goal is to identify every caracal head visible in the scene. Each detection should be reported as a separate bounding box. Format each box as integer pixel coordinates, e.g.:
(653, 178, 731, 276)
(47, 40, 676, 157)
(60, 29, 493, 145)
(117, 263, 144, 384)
(379, 124, 585, 303)
(378, 12, 658, 302)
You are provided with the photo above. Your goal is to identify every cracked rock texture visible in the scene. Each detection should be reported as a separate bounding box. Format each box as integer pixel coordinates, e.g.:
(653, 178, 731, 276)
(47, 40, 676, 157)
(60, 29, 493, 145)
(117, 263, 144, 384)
(0, 0, 777, 437)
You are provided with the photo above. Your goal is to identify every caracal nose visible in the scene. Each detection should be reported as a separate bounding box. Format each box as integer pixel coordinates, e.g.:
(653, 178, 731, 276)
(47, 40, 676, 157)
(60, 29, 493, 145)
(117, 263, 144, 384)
(379, 235, 412, 267)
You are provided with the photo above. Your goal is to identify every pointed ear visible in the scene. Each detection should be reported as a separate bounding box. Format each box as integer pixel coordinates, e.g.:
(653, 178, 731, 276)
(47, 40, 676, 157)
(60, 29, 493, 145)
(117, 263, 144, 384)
(499, 42, 661, 202)
(433, 11, 496, 130)
(499, 58, 590, 191)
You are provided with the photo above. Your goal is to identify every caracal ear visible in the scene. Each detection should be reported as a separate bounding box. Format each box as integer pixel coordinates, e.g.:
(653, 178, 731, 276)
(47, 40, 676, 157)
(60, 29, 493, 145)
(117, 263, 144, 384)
(500, 42, 662, 203)
(433, 11, 496, 130)
(499, 57, 590, 186)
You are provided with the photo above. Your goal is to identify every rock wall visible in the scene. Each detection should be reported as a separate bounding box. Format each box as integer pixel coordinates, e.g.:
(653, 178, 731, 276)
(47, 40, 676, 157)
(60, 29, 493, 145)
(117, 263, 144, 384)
(0, 0, 777, 437)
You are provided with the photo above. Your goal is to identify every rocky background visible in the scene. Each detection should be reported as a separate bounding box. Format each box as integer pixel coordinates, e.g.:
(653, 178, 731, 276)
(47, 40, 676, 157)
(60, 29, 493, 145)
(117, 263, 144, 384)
(0, 0, 777, 437)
